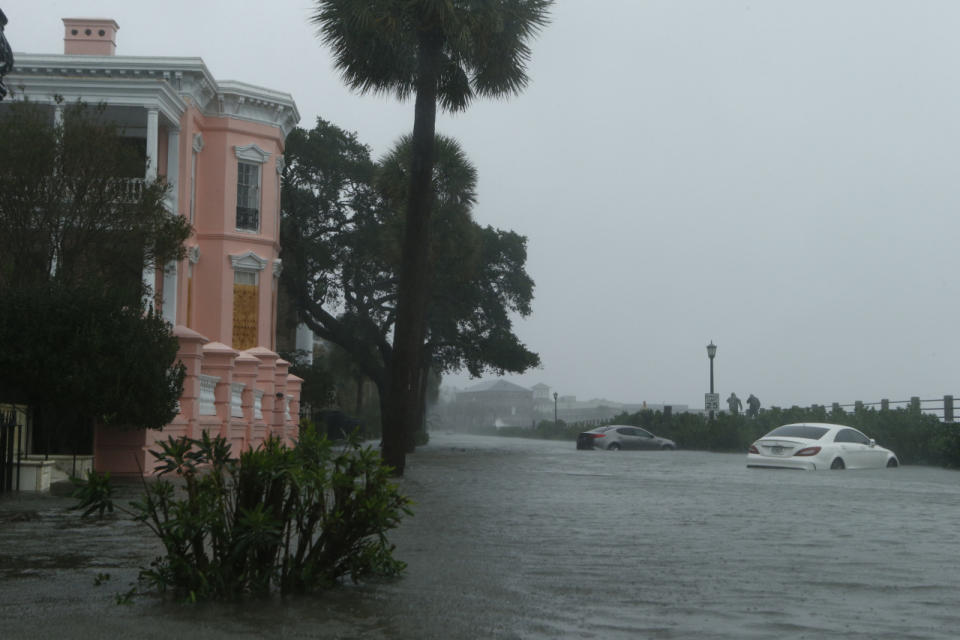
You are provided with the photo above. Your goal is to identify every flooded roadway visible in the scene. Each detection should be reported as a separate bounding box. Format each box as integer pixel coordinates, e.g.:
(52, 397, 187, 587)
(1, 432, 958, 639)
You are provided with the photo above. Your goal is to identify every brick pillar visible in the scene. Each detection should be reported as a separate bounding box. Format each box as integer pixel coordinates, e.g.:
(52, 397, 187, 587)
(200, 342, 238, 443)
(95, 325, 208, 476)
(233, 352, 261, 451)
(173, 325, 209, 440)
(273, 358, 291, 444)
(246, 347, 279, 439)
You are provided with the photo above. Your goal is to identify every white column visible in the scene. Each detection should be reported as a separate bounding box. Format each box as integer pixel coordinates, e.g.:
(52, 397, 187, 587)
(166, 127, 180, 213)
(162, 261, 178, 323)
(50, 106, 65, 277)
(295, 323, 314, 364)
(162, 128, 182, 320)
(142, 108, 160, 306)
(145, 108, 159, 181)
(142, 264, 156, 307)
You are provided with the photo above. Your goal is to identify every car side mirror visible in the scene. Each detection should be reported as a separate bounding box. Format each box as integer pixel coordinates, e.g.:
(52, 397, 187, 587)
(869, 438, 876, 447)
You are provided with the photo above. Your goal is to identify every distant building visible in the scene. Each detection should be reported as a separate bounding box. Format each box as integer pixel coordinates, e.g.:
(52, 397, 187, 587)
(442, 379, 534, 430)
(432, 378, 692, 431)
(531, 383, 552, 416)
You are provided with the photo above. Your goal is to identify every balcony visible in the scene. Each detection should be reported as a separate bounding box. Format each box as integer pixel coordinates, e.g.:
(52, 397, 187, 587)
(236, 206, 259, 232)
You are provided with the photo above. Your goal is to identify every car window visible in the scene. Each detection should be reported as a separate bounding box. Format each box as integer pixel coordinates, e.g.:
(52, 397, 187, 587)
(766, 425, 829, 440)
(616, 427, 636, 436)
(635, 428, 653, 438)
(835, 428, 870, 445)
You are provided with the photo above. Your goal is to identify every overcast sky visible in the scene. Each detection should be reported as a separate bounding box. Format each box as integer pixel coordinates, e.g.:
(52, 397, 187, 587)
(8, 1, 960, 409)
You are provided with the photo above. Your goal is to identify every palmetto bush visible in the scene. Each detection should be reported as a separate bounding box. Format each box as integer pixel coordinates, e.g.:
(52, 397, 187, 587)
(132, 425, 411, 601)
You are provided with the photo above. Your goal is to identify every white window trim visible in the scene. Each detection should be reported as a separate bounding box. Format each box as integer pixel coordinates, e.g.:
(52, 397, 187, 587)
(234, 145, 270, 232)
(231, 251, 266, 288)
(235, 144, 271, 163)
(236, 160, 262, 233)
(230, 250, 267, 273)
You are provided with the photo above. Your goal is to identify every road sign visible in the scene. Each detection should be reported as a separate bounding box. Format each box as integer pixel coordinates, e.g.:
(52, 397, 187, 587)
(705, 393, 720, 412)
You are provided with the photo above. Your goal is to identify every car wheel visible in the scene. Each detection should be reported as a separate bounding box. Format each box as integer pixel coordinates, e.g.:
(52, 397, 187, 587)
(830, 457, 845, 470)
(887, 458, 899, 468)
(608, 443, 621, 451)
(661, 444, 675, 451)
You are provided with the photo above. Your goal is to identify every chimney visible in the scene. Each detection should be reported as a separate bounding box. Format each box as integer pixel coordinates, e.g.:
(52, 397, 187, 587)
(63, 18, 119, 56)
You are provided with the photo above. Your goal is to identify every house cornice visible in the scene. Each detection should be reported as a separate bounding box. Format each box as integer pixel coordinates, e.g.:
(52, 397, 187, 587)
(6, 74, 187, 125)
(9, 53, 299, 136)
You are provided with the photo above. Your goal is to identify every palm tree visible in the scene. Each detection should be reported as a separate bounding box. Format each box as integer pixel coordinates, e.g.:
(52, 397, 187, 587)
(378, 134, 479, 449)
(311, 0, 553, 474)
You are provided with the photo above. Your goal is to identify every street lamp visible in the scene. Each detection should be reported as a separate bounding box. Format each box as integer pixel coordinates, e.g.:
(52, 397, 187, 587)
(706, 341, 717, 420)
(553, 391, 558, 426)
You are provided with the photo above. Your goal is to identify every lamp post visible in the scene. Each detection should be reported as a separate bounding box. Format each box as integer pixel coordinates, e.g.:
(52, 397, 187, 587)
(706, 341, 717, 420)
(553, 391, 558, 427)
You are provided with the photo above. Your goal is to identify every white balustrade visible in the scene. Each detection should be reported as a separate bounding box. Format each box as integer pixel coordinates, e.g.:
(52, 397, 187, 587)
(230, 383, 245, 418)
(253, 389, 264, 420)
(198, 374, 219, 416)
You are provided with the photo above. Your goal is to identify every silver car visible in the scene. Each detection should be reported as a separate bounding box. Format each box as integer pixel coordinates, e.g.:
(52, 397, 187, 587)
(576, 425, 676, 451)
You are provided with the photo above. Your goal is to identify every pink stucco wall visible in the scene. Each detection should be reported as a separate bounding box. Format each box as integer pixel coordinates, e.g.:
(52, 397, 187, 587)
(171, 109, 283, 350)
(95, 66, 296, 475)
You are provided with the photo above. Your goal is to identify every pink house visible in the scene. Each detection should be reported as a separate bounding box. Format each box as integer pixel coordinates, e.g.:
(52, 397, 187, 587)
(7, 18, 303, 475)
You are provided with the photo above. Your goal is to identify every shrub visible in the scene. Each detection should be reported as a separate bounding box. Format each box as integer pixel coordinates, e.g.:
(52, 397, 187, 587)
(70, 469, 115, 517)
(129, 425, 411, 600)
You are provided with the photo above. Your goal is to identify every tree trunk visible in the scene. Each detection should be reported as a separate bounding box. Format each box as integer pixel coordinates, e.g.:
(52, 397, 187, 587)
(405, 362, 430, 453)
(383, 33, 443, 476)
(354, 374, 364, 417)
(374, 376, 390, 446)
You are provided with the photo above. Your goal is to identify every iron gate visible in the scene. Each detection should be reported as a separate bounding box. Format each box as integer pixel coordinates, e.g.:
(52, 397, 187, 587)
(0, 407, 20, 492)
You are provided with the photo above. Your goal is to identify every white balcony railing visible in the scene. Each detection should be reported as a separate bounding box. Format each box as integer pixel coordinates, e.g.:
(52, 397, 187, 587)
(51, 176, 148, 203)
(230, 383, 245, 418)
(253, 389, 264, 421)
(198, 374, 219, 416)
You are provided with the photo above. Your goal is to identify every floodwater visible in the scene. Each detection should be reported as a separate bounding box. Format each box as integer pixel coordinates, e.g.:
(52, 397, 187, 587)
(1, 433, 959, 639)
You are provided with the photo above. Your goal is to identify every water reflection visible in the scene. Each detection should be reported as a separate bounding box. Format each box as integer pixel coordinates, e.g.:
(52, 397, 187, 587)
(1, 433, 958, 639)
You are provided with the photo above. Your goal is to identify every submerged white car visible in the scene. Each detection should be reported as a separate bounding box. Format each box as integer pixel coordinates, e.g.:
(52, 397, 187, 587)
(747, 423, 899, 470)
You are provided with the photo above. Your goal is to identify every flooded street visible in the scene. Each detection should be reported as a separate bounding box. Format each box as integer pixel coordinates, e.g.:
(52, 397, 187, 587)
(2, 432, 959, 639)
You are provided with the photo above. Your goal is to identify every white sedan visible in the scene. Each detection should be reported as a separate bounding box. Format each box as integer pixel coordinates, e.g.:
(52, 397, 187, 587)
(747, 422, 899, 470)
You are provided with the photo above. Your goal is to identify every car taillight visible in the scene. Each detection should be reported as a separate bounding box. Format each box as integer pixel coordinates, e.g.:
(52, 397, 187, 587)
(794, 446, 821, 457)
(748, 445, 758, 454)
(591, 433, 606, 439)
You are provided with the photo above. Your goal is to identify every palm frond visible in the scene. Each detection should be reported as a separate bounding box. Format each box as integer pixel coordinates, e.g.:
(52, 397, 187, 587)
(312, 0, 553, 109)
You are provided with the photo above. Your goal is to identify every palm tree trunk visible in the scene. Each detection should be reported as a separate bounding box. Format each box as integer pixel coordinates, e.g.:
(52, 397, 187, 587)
(383, 32, 443, 476)
(405, 361, 430, 453)
(374, 375, 389, 444)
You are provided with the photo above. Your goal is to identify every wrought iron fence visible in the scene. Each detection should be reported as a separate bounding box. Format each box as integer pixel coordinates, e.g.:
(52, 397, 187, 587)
(0, 406, 22, 492)
(236, 206, 259, 231)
